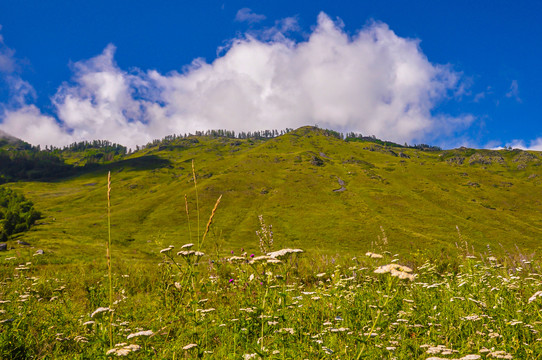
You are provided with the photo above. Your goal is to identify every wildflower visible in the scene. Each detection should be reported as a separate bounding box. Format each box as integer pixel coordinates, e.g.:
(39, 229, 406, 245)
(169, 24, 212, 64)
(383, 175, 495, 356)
(74, 336, 88, 343)
(487, 351, 513, 359)
(183, 343, 198, 350)
(126, 330, 153, 339)
(177, 250, 204, 257)
(106, 344, 140, 356)
(228, 256, 246, 262)
(243, 354, 258, 360)
(196, 308, 215, 314)
(425, 345, 456, 355)
(374, 264, 415, 280)
(181, 243, 194, 249)
(229, 279, 234, 283)
(365, 252, 383, 259)
(250, 255, 272, 262)
(528, 290, 542, 303)
(267, 248, 303, 259)
(160, 246, 174, 254)
(390, 269, 416, 281)
(91, 307, 112, 318)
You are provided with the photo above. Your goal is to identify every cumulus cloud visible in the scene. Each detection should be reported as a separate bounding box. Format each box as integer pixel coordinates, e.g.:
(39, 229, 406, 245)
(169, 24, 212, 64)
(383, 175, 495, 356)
(235, 8, 266, 23)
(1, 105, 73, 146)
(1, 12, 473, 148)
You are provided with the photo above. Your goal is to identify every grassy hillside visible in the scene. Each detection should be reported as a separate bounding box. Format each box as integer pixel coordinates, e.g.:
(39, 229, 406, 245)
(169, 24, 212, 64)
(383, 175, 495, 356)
(2, 126, 542, 263)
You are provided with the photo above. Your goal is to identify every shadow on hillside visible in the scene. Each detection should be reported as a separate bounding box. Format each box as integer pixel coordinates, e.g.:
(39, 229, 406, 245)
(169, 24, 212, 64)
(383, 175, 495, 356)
(0, 155, 172, 184)
(79, 155, 172, 175)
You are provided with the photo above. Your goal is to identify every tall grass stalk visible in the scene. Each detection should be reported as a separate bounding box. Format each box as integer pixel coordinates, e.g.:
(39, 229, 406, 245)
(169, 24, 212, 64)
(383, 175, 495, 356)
(200, 195, 222, 250)
(106, 171, 113, 348)
(192, 160, 200, 249)
(184, 194, 192, 245)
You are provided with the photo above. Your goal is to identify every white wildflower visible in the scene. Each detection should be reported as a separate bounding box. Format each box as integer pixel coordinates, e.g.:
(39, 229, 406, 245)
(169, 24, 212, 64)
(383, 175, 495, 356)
(126, 330, 153, 339)
(487, 351, 513, 359)
(183, 343, 198, 350)
(160, 246, 174, 254)
(91, 307, 112, 318)
(177, 250, 204, 257)
(267, 248, 303, 259)
(528, 290, 542, 303)
(106, 344, 140, 356)
(228, 256, 246, 262)
(250, 255, 272, 262)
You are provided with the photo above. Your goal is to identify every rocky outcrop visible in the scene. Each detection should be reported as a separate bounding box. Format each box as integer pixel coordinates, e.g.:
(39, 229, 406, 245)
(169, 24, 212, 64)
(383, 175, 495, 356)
(446, 156, 465, 165)
(468, 152, 505, 165)
(513, 151, 539, 169)
(333, 177, 346, 192)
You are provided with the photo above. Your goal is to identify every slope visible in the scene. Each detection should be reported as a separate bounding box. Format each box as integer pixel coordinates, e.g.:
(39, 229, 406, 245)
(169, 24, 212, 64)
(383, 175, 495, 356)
(3, 126, 542, 263)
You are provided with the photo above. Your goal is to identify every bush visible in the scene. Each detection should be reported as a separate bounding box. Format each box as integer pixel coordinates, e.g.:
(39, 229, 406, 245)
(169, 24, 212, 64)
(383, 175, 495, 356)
(0, 187, 41, 238)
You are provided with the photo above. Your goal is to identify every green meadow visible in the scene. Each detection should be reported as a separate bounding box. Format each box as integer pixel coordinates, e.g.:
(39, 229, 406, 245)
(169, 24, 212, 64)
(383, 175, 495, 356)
(1, 126, 541, 358)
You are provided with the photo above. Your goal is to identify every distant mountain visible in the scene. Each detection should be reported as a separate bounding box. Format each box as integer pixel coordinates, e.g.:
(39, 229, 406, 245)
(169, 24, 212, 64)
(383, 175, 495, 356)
(3, 126, 542, 261)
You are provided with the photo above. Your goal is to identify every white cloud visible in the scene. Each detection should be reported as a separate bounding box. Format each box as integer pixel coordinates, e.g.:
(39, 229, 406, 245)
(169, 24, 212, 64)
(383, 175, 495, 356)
(506, 80, 521, 102)
(1, 12, 472, 148)
(1, 105, 72, 146)
(505, 138, 542, 151)
(0, 27, 17, 74)
(235, 8, 266, 23)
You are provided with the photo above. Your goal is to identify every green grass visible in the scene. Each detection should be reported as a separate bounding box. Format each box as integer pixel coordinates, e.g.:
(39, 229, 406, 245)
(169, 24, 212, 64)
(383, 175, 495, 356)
(2, 126, 542, 261)
(1, 244, 540, 358)
(1, 127, 542, 358)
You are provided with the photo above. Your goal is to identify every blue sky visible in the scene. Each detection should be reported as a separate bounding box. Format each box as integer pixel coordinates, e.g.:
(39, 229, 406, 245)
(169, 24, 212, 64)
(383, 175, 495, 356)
(0, 0, 540, 149)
